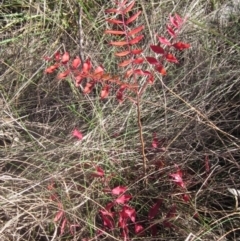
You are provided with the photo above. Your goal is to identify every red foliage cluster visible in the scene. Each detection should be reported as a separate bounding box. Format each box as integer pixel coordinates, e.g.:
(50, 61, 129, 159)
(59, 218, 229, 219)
(44, 1, 190, 102)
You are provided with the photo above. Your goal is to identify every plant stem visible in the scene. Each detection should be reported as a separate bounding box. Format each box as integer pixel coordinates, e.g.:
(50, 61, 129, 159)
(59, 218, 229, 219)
(136, 91, 148, 186)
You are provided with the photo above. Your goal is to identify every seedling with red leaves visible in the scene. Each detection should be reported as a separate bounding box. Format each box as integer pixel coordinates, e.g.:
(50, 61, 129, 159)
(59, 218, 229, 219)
(43, 1, 191, 239)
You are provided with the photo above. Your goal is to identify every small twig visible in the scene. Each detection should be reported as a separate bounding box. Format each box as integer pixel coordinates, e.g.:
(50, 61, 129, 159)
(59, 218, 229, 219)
(77, 3, 84, 69)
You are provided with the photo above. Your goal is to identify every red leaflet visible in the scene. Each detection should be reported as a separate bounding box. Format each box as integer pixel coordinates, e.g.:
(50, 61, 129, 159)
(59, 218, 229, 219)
(57, 69, 70, 80)
(116, 90, 124, 103)
(82, 58, 92, 73)
(54, 210, 64, 222)
(128, 25, 144, 36)
(92, 166, 105, 178)
(172, 42, 190, 51)
(106, 18, 123, 24)
(75, 74, 84, 87)
(115, 194, 132, 204)
(183, 194, 190, 202)
(60, 218, 67, 235)
(121, 206, 136, 222)
(146, 56, 159, 65)
(126, 11, 142, 25)
(115, 51, 130, 57)
(72, 128, 83, 140)
(169, 168, 185, 188)
(167, 24, 176, 38)
(55, 51, 61, 61)
(163, 205, 177, 228)
(125, 69, 134, 78)
(84, 81, 95, 94)
(105, 8, 118, 13)
(150, 45, 165, 54)
(123, 1, 135, 14)
(174, 13, 185, 29)
(170, 15, 179, 28)
(100, 85, 110, 99)
(45, 63, 59, 73)
(133, 57, 144, 64)
(69, 224, 80, 236)
(129, 35, 144, 45)
(152, 133, 159, 148)
(101, 214, 114, 229)
(148, 199, 162, 219)
(94, 65, 104, 75)
(105, 30, 125, 35)
(157, 36, 172, 46)
(131, 49, 143, 55)
(110, 41, 128, 46)
(61, 52, 70, 64)
(43, 56, 51, 61)
(135, 224, 144, 234)
(71, 57, 81, 69)
(205, 155, 210, 174)
(150, 224, 157, 236)
(112, 186, 127, 195)
(155, 64, 166, 76)
(134, 69, 154, 84)
(118, 59, 132, 67)
(165, 53, 178, 63)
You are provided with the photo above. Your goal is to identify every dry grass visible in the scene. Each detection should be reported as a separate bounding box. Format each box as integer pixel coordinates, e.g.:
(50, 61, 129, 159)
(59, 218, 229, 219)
(1, 0, 240, 240)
